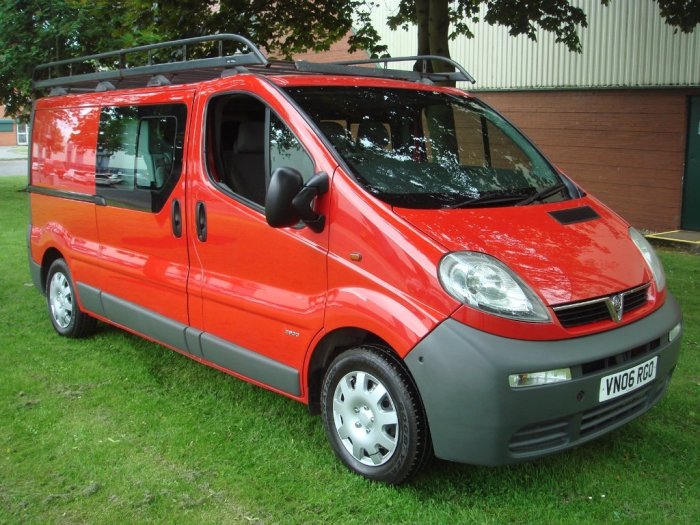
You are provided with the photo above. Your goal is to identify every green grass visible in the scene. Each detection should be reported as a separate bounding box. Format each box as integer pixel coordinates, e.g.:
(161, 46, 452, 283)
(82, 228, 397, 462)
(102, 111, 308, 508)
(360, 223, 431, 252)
(1, 175, 698, 524)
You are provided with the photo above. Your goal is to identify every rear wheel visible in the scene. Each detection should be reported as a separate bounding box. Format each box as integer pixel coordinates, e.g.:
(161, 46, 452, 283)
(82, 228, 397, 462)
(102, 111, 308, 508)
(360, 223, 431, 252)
(321, 346, 431, 484)
(46, 259, 97, 338)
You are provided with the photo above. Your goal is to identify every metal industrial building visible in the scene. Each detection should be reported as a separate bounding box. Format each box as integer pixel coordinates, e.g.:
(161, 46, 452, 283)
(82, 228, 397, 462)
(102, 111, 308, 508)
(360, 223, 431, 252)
(369, 0, 700, 232)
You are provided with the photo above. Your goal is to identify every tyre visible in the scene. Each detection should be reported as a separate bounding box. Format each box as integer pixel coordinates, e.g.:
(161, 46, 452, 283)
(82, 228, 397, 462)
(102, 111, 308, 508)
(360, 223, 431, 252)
(46, 259, 97, 338)
(321, 345, 431, 484)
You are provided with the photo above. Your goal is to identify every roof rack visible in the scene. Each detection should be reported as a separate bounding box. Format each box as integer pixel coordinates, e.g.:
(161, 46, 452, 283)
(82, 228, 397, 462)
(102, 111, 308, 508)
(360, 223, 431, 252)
(33, 34, 268, 91)
(33, 33, 476, 93)
(295, 55, 476, 84)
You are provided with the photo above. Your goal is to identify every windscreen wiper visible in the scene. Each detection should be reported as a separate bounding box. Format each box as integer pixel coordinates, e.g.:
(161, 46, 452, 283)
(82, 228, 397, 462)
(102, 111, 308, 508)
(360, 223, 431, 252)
(516, 182, 567, 206)
(445, 193, 529, 209)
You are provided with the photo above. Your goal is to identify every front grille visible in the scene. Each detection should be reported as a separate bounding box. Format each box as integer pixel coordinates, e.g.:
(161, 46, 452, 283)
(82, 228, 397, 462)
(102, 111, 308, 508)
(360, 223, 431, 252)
(554, 300, 609, 327)
(624, 286, 649, 312)
(509, 420, 570, 453)
(508, 372, 671, 456)
(580, 385, 652, 437)
(553, 283, 651, 328)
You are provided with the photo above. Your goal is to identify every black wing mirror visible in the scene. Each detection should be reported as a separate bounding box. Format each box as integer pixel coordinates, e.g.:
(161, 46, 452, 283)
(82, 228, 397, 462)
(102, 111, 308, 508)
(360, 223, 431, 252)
(265, 168, 329, 233)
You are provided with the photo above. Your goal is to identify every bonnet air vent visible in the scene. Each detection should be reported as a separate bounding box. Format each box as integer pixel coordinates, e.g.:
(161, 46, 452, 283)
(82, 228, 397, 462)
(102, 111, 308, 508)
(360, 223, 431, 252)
(548, 206, 600, 225)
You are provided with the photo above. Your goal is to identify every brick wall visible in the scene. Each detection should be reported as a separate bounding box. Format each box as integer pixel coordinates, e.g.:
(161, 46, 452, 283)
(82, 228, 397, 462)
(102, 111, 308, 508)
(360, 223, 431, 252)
(0, 105, 17, 146)
(477, 89, 697, 232)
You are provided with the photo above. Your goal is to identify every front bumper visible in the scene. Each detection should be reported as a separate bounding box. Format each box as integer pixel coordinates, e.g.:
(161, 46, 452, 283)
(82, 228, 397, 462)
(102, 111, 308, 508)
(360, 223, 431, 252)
(405, 294, 682, 466)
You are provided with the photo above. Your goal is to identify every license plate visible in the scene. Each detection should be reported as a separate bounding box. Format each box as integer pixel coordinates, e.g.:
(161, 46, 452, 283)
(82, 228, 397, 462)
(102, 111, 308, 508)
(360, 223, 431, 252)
(599, 356, 658, 402)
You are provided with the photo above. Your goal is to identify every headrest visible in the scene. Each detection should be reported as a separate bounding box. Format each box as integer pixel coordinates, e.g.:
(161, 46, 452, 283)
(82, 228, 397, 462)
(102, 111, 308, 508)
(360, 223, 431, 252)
(235, 121, 264, 154)
(319, 121, 352, 150)
(356, 121, 389, 150)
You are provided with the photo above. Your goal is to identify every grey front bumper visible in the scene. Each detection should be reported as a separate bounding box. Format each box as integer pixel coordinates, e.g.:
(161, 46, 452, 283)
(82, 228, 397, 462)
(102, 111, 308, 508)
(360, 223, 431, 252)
(405, 294, 683, 466)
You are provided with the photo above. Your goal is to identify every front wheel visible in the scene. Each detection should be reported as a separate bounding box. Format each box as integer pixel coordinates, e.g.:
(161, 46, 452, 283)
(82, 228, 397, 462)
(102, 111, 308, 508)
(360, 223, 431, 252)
(46, 259, 97, 338)
(321, 346, 431, 484)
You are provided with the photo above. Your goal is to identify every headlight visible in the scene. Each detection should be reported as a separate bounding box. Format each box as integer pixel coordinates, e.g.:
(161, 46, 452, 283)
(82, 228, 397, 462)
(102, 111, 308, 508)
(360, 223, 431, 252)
(629, 228, 666, 291)
(438, 252, 550, 322)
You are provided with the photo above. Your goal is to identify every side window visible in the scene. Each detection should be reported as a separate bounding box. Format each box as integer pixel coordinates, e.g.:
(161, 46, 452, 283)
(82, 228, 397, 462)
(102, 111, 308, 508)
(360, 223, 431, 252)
(269, 113, 314, 181)
(97, 104, 186, 212)
(206, 94, 314, 208)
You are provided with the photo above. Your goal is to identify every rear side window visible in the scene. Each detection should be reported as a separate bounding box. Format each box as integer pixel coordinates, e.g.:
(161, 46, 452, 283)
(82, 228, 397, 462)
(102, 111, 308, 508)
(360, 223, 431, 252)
(97, 104, 186, 212)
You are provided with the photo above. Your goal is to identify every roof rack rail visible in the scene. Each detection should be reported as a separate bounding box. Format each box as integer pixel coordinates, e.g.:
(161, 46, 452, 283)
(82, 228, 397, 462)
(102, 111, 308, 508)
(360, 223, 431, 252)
(33, 33, 268, 92)
(295, 55, 475, 84)
(33, 34, 475, 93)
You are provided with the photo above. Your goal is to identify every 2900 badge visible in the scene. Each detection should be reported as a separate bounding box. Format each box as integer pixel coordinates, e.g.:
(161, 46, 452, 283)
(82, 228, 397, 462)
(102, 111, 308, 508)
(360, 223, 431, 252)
(599, 356, 658, 402)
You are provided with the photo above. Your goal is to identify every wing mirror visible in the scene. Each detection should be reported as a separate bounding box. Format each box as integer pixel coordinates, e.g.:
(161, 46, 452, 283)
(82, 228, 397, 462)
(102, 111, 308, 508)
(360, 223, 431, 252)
(265, 168, 329, 233)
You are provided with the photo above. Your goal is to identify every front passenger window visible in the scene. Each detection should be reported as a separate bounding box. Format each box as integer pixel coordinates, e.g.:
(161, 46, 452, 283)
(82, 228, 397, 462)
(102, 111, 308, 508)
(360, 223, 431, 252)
(269, 114, 314, 182)
(206, 94, 314, 208)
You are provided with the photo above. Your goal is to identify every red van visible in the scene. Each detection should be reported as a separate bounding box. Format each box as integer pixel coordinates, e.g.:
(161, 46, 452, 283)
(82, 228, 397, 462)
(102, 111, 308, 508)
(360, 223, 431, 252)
(28, 35, 682, 484)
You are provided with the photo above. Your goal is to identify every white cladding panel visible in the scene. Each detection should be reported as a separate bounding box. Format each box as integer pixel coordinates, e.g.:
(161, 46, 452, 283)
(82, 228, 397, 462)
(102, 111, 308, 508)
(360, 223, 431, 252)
(369, 0, 700, 89)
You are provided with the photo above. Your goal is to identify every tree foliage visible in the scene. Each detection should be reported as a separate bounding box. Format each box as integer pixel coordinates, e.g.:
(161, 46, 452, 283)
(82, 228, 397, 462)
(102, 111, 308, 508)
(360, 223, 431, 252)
(1, 0, 698, 118)
(0, 0, 385, 118)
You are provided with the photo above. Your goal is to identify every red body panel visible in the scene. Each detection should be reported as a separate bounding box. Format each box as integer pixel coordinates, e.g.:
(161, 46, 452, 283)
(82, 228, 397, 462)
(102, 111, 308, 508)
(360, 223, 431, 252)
(395, 196, 648, 305)
(325, 168, 458, 357)
(30, 102, 102, 297)
(29, 193, 101, 304)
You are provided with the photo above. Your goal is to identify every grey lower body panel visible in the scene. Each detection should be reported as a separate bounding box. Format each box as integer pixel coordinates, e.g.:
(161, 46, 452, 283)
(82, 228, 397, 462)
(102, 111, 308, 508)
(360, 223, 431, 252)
(77, 283, 300, 396)
(405, 295, 683, 466)
(27, 224, 42, 291)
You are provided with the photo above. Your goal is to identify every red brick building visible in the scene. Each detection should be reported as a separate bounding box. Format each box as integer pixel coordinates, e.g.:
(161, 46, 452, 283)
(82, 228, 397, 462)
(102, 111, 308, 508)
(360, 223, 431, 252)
(0, 106, 29, 146)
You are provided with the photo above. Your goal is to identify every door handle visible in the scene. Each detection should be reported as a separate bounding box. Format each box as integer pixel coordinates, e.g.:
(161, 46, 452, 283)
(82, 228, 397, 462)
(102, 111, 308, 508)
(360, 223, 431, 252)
(171, 199, 182, 238)
(195, 201, 207, 242)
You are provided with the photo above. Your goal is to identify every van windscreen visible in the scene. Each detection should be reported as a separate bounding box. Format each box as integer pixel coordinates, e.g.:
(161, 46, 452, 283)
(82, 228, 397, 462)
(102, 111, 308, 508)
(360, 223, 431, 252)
(286, 87, 570, 209)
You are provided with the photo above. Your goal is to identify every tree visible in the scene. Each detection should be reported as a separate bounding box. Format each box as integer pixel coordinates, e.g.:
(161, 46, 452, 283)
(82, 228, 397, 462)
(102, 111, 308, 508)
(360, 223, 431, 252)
(0, 0, 384, 119)
(1, 0, 698, 119)
(653, 0, 700, 33)
(0, 0, 160, 119)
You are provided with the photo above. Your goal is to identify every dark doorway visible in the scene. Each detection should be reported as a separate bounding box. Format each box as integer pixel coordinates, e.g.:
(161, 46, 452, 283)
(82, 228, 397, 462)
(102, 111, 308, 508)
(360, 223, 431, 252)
(682, 97, 700, 230)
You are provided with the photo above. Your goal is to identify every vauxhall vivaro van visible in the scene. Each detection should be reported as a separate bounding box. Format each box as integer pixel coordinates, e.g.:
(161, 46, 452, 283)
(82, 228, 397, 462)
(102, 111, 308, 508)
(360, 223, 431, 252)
(28, 34, 683, 484)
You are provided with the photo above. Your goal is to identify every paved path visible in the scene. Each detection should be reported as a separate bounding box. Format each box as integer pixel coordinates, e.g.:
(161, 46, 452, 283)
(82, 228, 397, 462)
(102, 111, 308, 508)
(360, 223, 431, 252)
(0, 146, 28, 177)
(0, 160, 27, 177)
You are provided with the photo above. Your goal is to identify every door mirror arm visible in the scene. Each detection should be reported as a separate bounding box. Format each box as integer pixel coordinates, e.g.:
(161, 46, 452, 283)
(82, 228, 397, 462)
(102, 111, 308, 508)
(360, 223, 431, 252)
(292, 172, 329, 233)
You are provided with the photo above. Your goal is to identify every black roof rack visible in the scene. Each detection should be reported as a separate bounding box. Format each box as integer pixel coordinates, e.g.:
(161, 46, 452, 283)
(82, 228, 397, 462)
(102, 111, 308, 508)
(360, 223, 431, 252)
(33, 34, 268, 91)
(33, 34, 476, 93)
(295, 55, 475, 84)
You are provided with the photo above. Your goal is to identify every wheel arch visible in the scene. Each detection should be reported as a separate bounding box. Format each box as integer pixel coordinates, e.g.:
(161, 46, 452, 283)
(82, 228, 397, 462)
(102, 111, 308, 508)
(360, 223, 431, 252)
(306, 327, 428, 417)
(306, 328, 393, 415)
(39, 247, 65, 294)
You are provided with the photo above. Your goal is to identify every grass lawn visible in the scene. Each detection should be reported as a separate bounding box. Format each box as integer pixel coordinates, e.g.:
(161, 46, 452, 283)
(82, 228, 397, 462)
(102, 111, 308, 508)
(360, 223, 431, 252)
(1, 175, 698, 524)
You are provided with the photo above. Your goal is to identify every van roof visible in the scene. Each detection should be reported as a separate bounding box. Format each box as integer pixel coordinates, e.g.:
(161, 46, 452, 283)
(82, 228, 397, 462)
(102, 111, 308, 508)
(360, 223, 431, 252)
(33, 33, 475, 96)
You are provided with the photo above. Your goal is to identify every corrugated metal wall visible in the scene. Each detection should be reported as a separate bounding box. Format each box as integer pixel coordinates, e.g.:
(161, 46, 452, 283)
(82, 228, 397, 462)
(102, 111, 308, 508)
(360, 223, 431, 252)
(369, 0, 700, 89)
